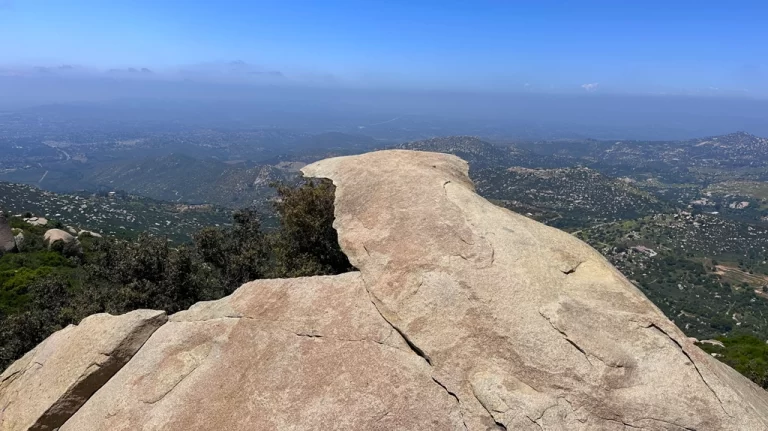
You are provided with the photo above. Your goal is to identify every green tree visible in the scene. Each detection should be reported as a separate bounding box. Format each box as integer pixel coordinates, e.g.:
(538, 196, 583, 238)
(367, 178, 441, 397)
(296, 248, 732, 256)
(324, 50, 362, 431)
(270, 179, 353, 277)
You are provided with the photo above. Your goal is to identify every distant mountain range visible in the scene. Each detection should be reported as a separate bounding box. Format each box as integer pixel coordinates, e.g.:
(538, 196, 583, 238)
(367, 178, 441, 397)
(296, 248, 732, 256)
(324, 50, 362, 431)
(82, 154, 297, 208)
(517, 131, 768, 169)
(395, 135, 574, 169)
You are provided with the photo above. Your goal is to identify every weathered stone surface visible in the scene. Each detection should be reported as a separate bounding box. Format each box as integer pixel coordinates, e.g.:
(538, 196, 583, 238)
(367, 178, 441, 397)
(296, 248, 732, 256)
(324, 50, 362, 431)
(6, 149, 768, 430)
(24, 217, 47, 227)
(302, 150, 768, 430)
(12, 232, 23, 251)
(78, 230, 102, 238)
(43, 229, 75, 247)
(61, 273, 465, 430)
(0, 310, 167, 431)
(0, 215, 15, 253)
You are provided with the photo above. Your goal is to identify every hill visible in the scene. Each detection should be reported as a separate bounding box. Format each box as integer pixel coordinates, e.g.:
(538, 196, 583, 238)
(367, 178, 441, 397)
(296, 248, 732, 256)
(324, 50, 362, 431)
(81, 153, 296, 208)
(396, 136, 514, 167)
(395, 135, 571, 169)
(286, 131, 380, 151)
(577, 212, 768, 341)
(517, 132, 768, 177)
(0, 182, 231, 242)
(475, 166, 668, 228)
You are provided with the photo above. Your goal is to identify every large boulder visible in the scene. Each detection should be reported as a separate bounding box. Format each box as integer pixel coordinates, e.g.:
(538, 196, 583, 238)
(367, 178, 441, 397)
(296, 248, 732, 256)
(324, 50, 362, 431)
(0, 215, 15, 253)
(43, 229, 75, 248)
(24, 217, 48, 227)
(0, 310, 167, 431)
(12, 231, 24, 251)
(3, 150, 768, 430)
(300, 150, 768, 430)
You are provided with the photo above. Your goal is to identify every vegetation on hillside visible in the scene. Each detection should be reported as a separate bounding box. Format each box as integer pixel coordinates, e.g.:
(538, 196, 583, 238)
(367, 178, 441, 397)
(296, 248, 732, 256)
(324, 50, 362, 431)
(576, 213, 768, 344)
(0, 182, 232, 242)
(698, 335, 768, 389)
(0, 179, 352, 370)
(476, 166, 667, 229)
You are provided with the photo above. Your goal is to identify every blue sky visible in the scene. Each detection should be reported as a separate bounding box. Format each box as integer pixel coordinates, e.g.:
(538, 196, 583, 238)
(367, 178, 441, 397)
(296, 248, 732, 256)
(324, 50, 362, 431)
(1, 0, 766, 95)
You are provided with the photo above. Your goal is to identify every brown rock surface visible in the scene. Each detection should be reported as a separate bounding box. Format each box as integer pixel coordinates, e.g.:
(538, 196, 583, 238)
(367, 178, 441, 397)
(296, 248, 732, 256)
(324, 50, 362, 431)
(3, 150, 768, 430)
(0, 215, 15, 253)
(0, 310, 167, 431)
(301, 150, 768, 430)
(61, 273, 465, 430)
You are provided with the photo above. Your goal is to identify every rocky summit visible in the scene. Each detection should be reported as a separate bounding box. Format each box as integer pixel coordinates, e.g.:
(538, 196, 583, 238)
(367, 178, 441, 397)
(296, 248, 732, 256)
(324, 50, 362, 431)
(2, 150, 768, 430)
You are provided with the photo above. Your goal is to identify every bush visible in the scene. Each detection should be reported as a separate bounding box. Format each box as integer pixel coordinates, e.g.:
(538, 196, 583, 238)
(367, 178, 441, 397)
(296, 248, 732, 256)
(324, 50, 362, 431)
(699, 335, 768, 389)
(270, 179, 353, 277)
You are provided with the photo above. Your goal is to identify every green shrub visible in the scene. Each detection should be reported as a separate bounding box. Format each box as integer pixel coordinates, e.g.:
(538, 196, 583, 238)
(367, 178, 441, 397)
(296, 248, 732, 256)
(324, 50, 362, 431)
(699, 335, 768, 389)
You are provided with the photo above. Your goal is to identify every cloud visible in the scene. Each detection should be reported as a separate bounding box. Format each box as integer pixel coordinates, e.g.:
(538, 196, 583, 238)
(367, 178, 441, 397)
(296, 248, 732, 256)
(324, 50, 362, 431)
(581, 82, 599, 92)
(175, 61, 285, 83)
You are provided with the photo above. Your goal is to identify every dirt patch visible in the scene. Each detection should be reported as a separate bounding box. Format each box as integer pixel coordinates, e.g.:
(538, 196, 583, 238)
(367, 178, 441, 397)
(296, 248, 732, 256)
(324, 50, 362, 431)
(715, 265, 768, 286)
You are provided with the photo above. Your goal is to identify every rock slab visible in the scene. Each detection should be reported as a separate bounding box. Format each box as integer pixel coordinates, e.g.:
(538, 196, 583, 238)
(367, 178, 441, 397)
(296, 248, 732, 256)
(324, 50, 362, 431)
(61, 274, 464, 430)
(0, 310, 167, 431)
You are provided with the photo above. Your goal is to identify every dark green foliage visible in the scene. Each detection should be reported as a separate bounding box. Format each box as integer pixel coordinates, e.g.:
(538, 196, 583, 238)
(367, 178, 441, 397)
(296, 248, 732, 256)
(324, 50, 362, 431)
(577, 214, 768, 342)
(195, 209, 269, 286)
(0, 276, 73, 367)
(0, 179, 350, 371)
(76, 234, 223, 315)
(270, 180, 353, 277)
(699, 335, 768, 389)
(0, 250, 75, 314)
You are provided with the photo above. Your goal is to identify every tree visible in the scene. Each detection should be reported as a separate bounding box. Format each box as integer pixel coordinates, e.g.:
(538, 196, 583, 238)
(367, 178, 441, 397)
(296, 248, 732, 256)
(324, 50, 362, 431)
(0, 275, 74, 368)
(270, 179, 353, 277)
(195, 208, 269, 288)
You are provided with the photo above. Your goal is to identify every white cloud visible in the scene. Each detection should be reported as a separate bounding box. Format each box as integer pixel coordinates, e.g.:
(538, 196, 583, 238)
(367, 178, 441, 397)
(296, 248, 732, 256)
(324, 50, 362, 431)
(581, 82, 599, 92)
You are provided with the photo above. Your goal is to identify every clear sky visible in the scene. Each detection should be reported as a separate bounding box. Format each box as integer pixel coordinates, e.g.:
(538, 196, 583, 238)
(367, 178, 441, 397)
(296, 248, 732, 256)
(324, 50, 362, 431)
(1, 0, 766, 95)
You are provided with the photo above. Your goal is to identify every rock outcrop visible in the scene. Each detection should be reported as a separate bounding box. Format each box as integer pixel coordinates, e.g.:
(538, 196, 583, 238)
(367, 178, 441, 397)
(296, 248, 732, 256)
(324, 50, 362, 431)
(77, 230, 102, 238)
(0, 310, 167, 431)
(2, 150, 768, 430)
(0, 215, 15, 253)
(12, 232, 24, 251)
(43, 229, 75, 248)
(23, 217, 47, 227)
